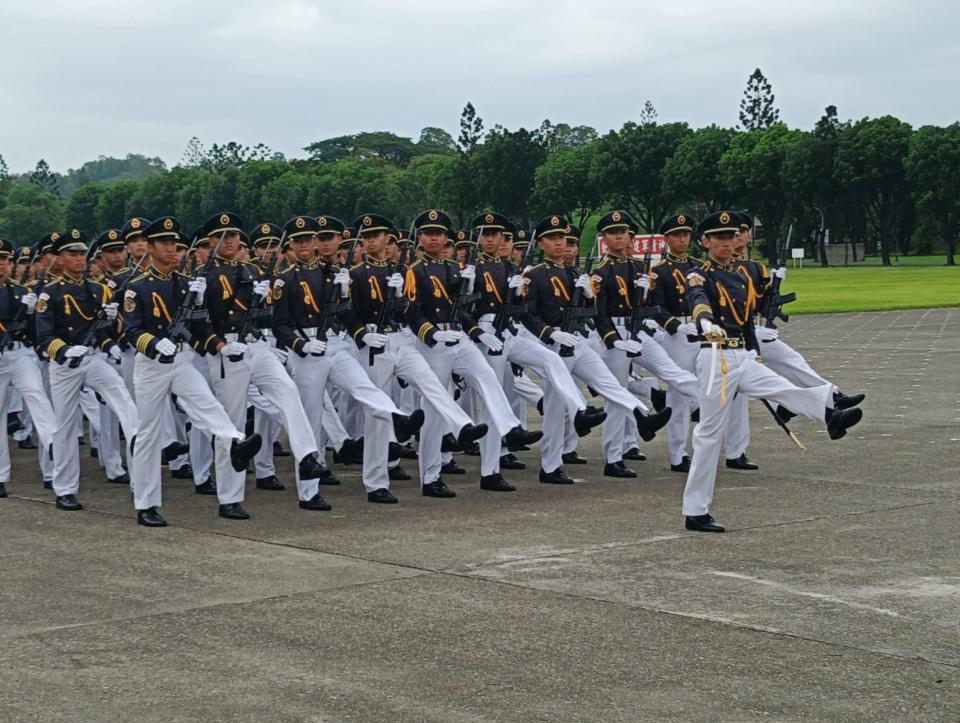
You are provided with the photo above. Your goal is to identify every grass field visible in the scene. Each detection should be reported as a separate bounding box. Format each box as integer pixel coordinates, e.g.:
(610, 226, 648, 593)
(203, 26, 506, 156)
(781, 264, 960, 314)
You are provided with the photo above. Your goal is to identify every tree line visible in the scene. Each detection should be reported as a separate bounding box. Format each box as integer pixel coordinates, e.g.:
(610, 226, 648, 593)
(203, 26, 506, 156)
(0, 69, 956, 267)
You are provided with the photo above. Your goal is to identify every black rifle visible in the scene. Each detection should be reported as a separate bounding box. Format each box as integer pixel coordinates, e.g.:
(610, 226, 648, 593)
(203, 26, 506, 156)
(488, 236, 537, 356)
(558, 255, 597, 357)
(227, 233, 284, 361)
(368, 245, 409, 366)
(625, 249, 663, 358)
(0, 246, 42, 356)
(759, 225, 796, 328)
(162, 230, 228, 363)
(446, 239, 480, 345)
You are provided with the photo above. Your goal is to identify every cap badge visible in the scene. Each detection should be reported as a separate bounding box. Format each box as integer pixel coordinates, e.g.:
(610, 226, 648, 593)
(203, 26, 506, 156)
(131, 218, 141, 229)
(295, 217, 306, 229)
(428, 210, 438, 221)
(163, 218, 174, 230)
(363, 216, 372, 227)
(677, 215, 686, 225)
(719, 212, 730, 224)
(550, 216, 560, 227)
(108, 230, 118, 240)
(220, 214, 230, 225)
(612, 211, 622, 222)
(71, 229, 80, 239)
(484, 213, 494, 224)
(318, 216, 327, 227)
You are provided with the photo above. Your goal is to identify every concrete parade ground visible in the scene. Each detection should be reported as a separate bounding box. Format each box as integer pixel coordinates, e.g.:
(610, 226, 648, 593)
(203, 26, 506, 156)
(1, 307, 958, 721)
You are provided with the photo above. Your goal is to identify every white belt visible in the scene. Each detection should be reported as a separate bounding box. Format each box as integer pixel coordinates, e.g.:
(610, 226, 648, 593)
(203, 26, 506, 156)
(3, 341, 24, 351)
(611, 316, 630, 326)
(479, 314, 496, 324)
(223, 333, 239, 343)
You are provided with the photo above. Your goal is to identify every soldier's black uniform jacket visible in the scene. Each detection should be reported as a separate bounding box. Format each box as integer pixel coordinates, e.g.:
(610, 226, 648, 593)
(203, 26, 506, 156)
(273, 258, 362, 355)
(349, 254, 411, 346)
(35, 273, 118, 363)
(470, 250, 523, 334)
(732, 253, 769, 318)
(687, 256, 759, 350)
(100, 265, 137, 349)
(403, 253, 483, 346)
(0, 278, 35, 348)
(123, 266, 213, 359)
(520, 258, 595, 345)
(201, 255, 265, 355)
(649, 251, 704, 334)
(591, 252, 643, 349)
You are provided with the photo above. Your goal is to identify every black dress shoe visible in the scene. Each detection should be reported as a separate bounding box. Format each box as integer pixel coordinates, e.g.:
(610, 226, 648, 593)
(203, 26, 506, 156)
(440, 433, 460, 454)
(725, 454, 759, 471)
(55, 494, 83, 511)
(107, 472, 130, 485)
(0, 482, 7, 498)
(297, 452, 325, 480)
(170, 464, 194, 480)
(499, 453, 526, 470)
(18, 438, 38, 450)
(623, 447, 646, 461)
(88, 445, 98, 457)
(319, 468, 341, 486)
(685, 514, 725, 533)
(462, 441, 481, 456)
(368, 488, 398, 504)
(604, 461, 638, 478)
(218, 502, 250, 520)
(776, 405, 797, 422)
(195, 478, 217, 495)
(539, 467, 574, 485)
(440, 460, 465, 475)
(388, 465, 411, 481)
(670, 456, 691, 473)
(481, 473, 516, 492)
(827, 406, 863, 440)
(43, 479, 53, 490)
(573, 408, 606, 437)
(422, 479, 456, 498)
(256, 475, 285, 491)
(162, 440, 189, 459)
(137, 507, 167, 527)
(7, 413, 24, 436)
(503, 426, 543, 451)
(333, 437, 364, 465)
(536, 398, 544, 416)
(651, 387, 667, 412)
(396, 443, 418, 460)
(634, 407, 672, 442)
(392, 409, 425, 443)
(456, 423, 488, 448)
(229, 434, 262, 472)
(690, 408, 700, 423)
(834, 391, 865, 409)
(298, 493, 332, 511)
(272, 440, 291, 457)
(562, 451, 588, 465)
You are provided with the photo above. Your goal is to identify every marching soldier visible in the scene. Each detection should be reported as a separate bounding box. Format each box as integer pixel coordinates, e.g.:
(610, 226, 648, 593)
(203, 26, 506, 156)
(197, 212, 326, 520)
(520, 215, 671, 484)
(681, 211, 863, 532)
(35, 229, 138, 511)
(123, 216, 262, 527)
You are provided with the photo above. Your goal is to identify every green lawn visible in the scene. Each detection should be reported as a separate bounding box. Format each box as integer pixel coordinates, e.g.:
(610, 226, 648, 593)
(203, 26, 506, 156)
(781, 265, 960, 314)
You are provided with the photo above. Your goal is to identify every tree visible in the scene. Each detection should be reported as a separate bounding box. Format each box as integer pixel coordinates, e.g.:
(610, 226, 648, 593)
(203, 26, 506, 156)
(458, 102, 484, 154)
(304, 132, 418, 166)
(473, 127, 548, 224)
(65, 183, 104, 232)
(94, 180, 140, 229)
(540, 123, 598, 151)
(739, 68, 780, 131)
(592, 121, 691, 233)
(837, 116, 913, 266)
(533, 143, 603, 227)
(639, 100, 658, 126)
(181, 137, 207, 168)
(416, 127, 457, 155)
(906, 123, 960, 265)
(30, 159, 61, 197)
(0, 183, 65, 244)
(662, 125, 737, 214)
(0, 153, 10, 200)
(234, 160, 291, 221)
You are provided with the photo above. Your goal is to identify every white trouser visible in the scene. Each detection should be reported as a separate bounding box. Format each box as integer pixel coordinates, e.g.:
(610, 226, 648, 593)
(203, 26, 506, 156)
(38, 361, 53, 481)
(207, 340, 318, 505)
(477, 322, 583, 475)
(186, 353, 214, 485)
(759, 335, 835, 390)
(416, 336, 520, 484)
(119, 346, 136, 398)
(0, 348, 56, 485)
(50, 353, 137, 497)
(321, 390, 349, 454)
(361, 331, 473, 486)
(96, 356, 127, 479)
(660, 331, 702, 464)
(133, 348, 242, 510)
(248, 384, 281, 479)
(80, 388, 101, 447)
(291, 335, 399, 499)
(682, 347, 832, 517)
(723, 392, 750, 459)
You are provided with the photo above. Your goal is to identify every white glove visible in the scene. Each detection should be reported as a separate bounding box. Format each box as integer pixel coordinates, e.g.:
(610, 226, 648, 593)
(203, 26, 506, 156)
(302, 339, 327, 355)
(433, 329, 463, 344)
(460, 265, 476, 294)
(189, 276, 207, 303)
(755, 326, 779, 342)
(65, 345, 90, 359)
(701, 320, 726, 339)
(107, 346, 123, 364)
(386, 272, 404, 296)
(21, 292, 37, 312)
(613, 339, 643, 355)
(686, 272, 705, 287)
(102, 302, 118, 320)
(642, 319, 660, 333)
(507, 275, 523, 290)
(550, 330, 578, 348)
(523, 265, 534, 274)
(773, 266, 787, 280)
(361, 332, 387, 349)
(634, 275, 651, 291)
(677, 322, 697, 337)
(155, 338, 177, 357)
(270, 346, 288, 364)
(478, 332, 503, 353)
(221, 341, 247, 357)
(252, 280, 271, 299)
(333, 268, 351, 293)
(574, 274, 594, 299)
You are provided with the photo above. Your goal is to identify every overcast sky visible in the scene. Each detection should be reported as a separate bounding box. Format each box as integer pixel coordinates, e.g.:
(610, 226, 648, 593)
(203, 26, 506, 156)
(2, 0, 956, 174)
